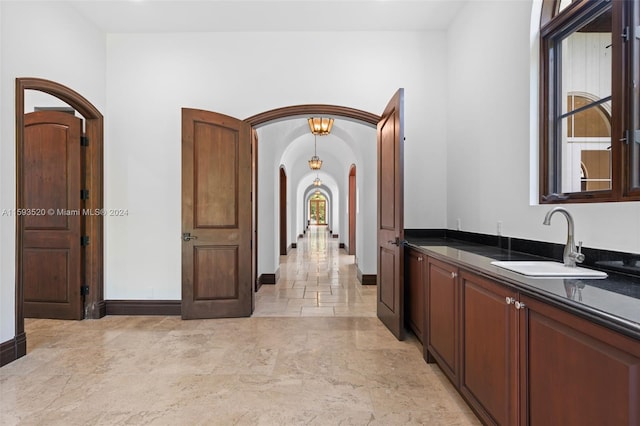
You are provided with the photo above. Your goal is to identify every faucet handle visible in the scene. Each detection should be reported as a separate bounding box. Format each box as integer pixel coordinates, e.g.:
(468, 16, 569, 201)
(575, 241, 585, 264)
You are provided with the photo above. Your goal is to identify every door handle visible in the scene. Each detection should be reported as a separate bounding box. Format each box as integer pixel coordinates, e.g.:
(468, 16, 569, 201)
(182, 232, 198, 241)
(387, 237, 402, 246)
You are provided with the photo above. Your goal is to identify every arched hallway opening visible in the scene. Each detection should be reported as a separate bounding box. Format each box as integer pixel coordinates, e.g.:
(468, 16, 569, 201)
(253, 226, 376, 317)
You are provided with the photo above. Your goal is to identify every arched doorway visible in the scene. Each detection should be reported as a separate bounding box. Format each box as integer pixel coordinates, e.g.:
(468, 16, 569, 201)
(14, 77, 104, 360)
(247, 104, 379, 290)
(309, 192, 327, 225)
(181, 91, 405, 340)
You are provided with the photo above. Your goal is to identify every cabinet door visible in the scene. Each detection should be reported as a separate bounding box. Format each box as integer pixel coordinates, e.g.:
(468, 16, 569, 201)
(521, 295, 640, 426)
(426, 257, 459, 386)
(405, 249, 424, 342)
(460, 271, 519, 426)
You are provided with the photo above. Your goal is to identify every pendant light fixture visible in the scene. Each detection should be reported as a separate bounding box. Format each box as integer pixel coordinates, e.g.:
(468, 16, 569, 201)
(313, 173, 322, 187)
(308, 117, 334, 136)
(308, 134, 322, 170)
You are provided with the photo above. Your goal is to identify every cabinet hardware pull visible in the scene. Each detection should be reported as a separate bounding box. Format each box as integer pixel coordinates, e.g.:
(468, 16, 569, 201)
(506, 297, 515, 305)
(450, 272, 457, 279)
(418, 257, 423, 261)
(515, 301, 526, 310)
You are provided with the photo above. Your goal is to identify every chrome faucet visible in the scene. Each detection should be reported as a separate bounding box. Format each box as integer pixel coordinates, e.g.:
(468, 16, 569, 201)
(543, 207, 585, 267)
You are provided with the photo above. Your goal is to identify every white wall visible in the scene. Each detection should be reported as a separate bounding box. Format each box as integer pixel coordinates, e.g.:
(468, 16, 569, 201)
(446, 0, 640, 254)
(0, 1, 106, 342)
(105, 31, 448, 299)
(5, 0, 638, 350)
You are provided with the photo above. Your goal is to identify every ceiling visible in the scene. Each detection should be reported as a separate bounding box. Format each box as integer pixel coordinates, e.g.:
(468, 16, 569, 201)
(67, 0, 467, 33)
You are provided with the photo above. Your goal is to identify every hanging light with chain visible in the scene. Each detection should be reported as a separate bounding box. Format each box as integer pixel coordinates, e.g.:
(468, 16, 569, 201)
(308, 134, 323, 170)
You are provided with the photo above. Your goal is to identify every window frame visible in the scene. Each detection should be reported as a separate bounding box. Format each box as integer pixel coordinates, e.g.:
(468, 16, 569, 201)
(539, 0, 637, 203)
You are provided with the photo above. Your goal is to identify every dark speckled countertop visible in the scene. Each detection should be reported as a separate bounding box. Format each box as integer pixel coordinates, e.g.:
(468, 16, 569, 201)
(406, 237, 640, 340)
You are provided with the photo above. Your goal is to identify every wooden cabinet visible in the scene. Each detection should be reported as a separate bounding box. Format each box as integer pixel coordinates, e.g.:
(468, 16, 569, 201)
(419, 252, 640, 426)
(460, 271, 518, 426)
(425, 257, 460, 386)
(521, 294, 640, 426)
(405, 248, 425, 342)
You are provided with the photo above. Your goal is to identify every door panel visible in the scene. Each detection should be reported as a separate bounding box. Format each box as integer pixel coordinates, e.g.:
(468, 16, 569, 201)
(379, 248, 395, 309)
(194, 122, 238, 227)
(23, 249, 70, 302)
(377, 89, 405, 340)
(22, 111, 83, 320)
(182, 108, 253, 319)
(194, 246, 238, 300)
(379, 118, 396, 230)
(461, 272, 518, 426)
(427, 259, 458, 378)
(522, 295, 640, 426)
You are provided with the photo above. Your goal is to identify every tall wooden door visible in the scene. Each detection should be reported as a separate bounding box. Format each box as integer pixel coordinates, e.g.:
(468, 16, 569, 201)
(279, 167, 287, 255)
(21, 111, 83, 320)
(181, 108, 253, 319)
(377, 89, 405, 340)
(348, 165, 356, 256)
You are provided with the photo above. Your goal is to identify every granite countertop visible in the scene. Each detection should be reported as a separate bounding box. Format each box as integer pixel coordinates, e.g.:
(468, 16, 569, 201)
(405, 237, 640, 340)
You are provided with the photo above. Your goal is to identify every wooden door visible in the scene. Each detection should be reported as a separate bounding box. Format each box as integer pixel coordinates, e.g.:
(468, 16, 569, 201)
(279, 167, 287, 255)
(377, 89, 405, 339)
(181, 108, 253, 319)
(348, 165, 356, 255)
(21, 111, 83, 320)
(252, 129, 258, 292)
(310, 198, 326, 225)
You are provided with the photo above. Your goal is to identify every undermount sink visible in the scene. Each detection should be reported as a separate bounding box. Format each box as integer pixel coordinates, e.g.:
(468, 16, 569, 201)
(491, 261, 607, 278)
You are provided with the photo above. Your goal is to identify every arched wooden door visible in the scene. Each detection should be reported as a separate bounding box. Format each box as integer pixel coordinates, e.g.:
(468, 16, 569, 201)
(21, 111, 83, 320)
(11, 77, 104, 365)
(15, 78, 104, 322)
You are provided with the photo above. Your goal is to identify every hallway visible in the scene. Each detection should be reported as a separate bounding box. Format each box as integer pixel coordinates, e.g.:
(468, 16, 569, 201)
(254, 226, 376, 317)
(0, 228, 480, 425)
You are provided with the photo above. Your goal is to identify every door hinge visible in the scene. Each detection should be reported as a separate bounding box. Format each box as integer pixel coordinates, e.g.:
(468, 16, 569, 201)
(81, 189, 89, 200)
(80, 285, 90, 296)
(81, 135, 89, 147)
(81, 236, 90, 246)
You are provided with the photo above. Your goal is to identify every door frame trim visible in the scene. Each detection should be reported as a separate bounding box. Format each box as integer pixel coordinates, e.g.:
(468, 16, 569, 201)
(245, 104, 378, 127)
(245, 104, 379, 289)
(15, 77, 104, 352)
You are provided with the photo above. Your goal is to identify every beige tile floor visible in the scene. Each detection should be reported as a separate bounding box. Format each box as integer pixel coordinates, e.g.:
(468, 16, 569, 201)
(254, 226, 376, 318)
(0, 227, 481, 425)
